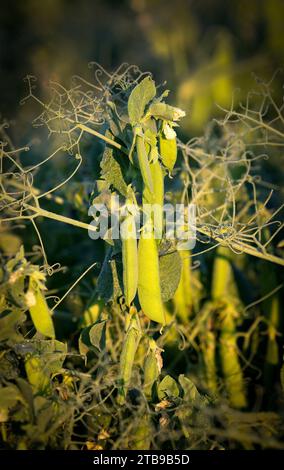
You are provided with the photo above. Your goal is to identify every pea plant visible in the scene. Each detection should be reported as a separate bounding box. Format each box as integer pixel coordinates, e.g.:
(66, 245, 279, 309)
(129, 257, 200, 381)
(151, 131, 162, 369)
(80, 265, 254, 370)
(0, 64, 283, 449)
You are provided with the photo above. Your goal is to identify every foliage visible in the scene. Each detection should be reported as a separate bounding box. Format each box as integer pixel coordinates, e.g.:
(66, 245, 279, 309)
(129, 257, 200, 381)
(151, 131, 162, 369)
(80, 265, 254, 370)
(0, 64, 284, 450)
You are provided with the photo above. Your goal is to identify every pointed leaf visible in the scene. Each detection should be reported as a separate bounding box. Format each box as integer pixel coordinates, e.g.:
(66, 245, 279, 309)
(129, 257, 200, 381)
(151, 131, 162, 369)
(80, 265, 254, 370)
(79, 320, 107, 359)
(0, 384, 25, 410)
(159, 250, 182, 302)
(179, 374, 209, 406)
(89, 320, 107, 352)
(24, 340, 66, 392)
(128, 77, 156, 125)
(148, 103, 185, 121)
(158, 375, 179, 400)
(100, 147, 128, 196)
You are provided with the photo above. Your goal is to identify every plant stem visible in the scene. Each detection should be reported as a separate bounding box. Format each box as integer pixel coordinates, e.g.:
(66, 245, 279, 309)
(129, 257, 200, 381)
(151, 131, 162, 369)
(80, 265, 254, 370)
(197, 227, 284, 267)
(27, 205, 99, 234)
(77, 123, 128, 154)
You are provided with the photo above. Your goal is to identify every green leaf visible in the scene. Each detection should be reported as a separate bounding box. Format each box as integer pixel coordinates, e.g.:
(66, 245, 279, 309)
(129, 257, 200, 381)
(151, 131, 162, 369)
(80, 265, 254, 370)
(148, 103, 185, 121)
(41, 340, 67, 374)
(28, 280, 55, 338)
(179, 374, 209, 406)
(79, 320, 107, 359)
(159, 250, 182, 302)
(16, 378, 34, 416)
(0, 384, 25, 411)
(89, 320, 107, 351)
(25, 356, 50, 392)
(96, 249, 123, 302)
(128, 77, 156, 125)
(96, 251, 114, 302)
(0, 308, 26, 343)
(179, 374, 200, 402)
(108, 103, 126, 136)
(159, 135, 177, 171)
(33, 396, 54, 434)
(130, 415, 152, 450)
(142, 117, 158, 135)
(16, 339, 66, 367)
(100, 147, 128, 196)
(23, 340, 66, 392)
(158, 375, 180, 400)
(6, 245, 25, 272)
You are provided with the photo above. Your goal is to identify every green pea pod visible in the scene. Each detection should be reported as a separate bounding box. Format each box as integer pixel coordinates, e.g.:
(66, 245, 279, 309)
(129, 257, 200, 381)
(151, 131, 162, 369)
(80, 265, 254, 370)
(173, 249, 193, 322)
(220, 305, 247, 409)
(143, 158, 164, 240)
(201, 320, 218, 395)
(121, 213, 138, 307)
(212, 248, 246, 407)
(136, 128, 154, 193)
(204, 330, 217, 394)
(159, 134, 177, 171)
(211, 246, 232, 300)
(29, 281, 55, 338)
(259, 264, 280, 378)
(117, 315, 141, 404)
(138, 224, 165, 324)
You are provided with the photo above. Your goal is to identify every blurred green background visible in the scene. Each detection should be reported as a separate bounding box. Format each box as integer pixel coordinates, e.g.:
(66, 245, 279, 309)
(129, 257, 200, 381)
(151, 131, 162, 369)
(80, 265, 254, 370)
(1, 0, 283, 133)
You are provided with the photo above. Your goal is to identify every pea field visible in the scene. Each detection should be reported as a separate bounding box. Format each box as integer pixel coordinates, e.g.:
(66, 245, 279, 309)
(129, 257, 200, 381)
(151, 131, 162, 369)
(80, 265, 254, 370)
(0, 0, 284, 452)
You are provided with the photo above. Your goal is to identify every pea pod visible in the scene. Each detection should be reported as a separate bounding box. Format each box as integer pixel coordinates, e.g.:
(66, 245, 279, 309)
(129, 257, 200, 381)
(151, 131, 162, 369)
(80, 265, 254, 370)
(204, 330, 217, 394)
(117, 315, 141, 404)
(143, 158, 164, 240)
(121, 213, 138, 307)
(138, 224, 165, 324)
(211, 247, 246, 407)
(220, 305, 247, 409)
(28, 281, 55, 338)
(173, 249, 192, 322)
(201, 317, 218, 394)
(159, 134, 177, 172)
(211, 246, 232, 300)
(136, 127, 154, 193)
(259, 264, 280, 386)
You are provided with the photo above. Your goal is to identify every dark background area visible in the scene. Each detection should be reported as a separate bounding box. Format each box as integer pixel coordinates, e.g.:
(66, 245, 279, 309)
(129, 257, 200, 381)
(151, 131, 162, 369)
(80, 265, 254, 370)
(0, 0, 283, 133)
